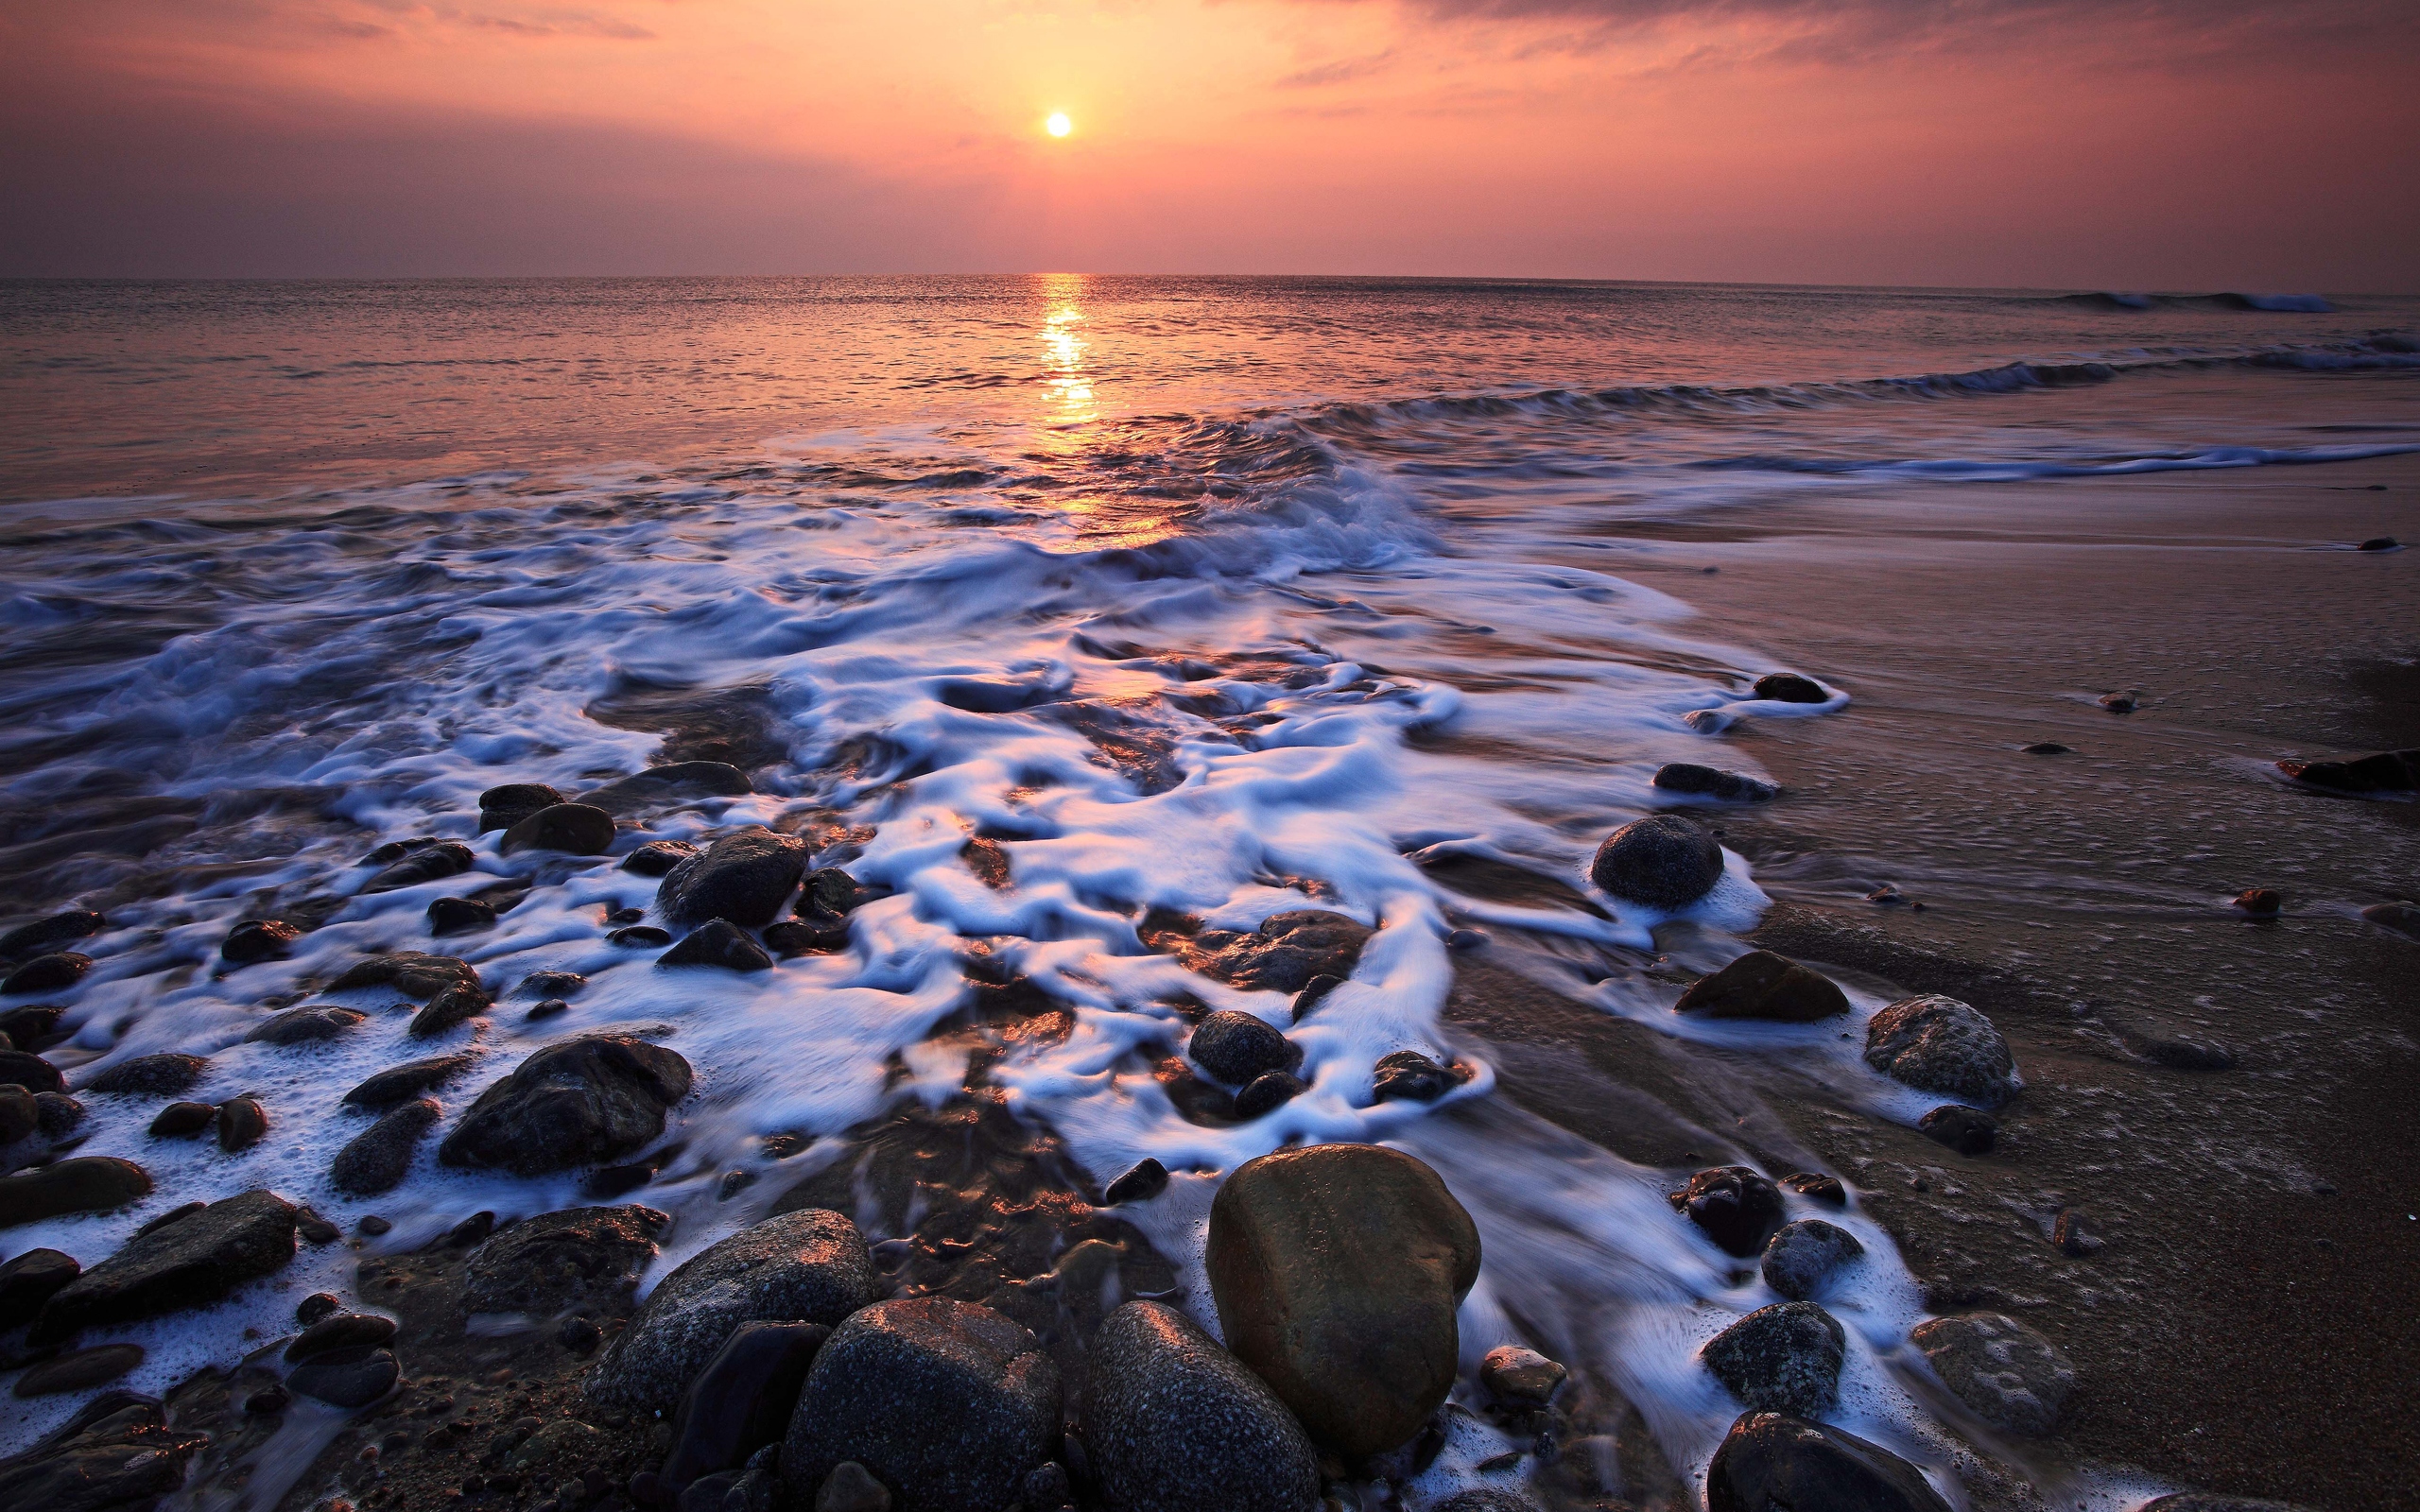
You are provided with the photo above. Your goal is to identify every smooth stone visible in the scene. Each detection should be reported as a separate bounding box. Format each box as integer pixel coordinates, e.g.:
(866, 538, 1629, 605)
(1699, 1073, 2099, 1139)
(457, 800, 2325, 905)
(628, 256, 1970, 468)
(1479, 1345, 1567, 1404)
(1234, 1071, 1305, 1119)
(1186, 1009, 1300, 1086)
(1917, 1104, 1997, 1155)
(1652, 763, 1779, 801)
(216, 1096, 269, 1153)
(1752, 673, 1830, 704)
(1589, 814, 1723, 910)
(34, 1091, 83, 1138)
(1102, 1159, 1168, 1205)
(342, 1053, 477, 1108)
(1864, 995, 2019, 1107)
(2232, 887, 2281, 917)
(766, 919, 851, 956)
(580, 761, 754, 816)
(2276, 748, 2418, 795)
(407, 981, 493, 1038)
(33, 1189, 296, 1343)
(464, 1205, 669, 1314)
(2357, 536, 2400, 551)
(0, 909, 105, 961)
(0, 1157, 154, 1228)
(0, 1048, 65, 1094)
(2109, 1014, 2237, 1071)
(664, 1320, 832, 1490)
(79, 1052, 208, 1097)
(324, 951, 478, 999)
(480, 782, 570, 832)
(285, 1312, 398, 1361)
(296, 1292, 341, 1325)
(287, 1344, 401, 1408)
(622, 840, 700, 876)
(779, 1297, 1060, 1512)
(0, 1084, 32, 1143)
(659, 919, 775, 971)
(1206, 1143, 1480, 1457)
(1669, 1166, 1786, 1258)
(360, 840, 475, 894)
(134, 1201, 205, 1237)
(1706, 1411, 1952, 1512)
(2098, 691, 2140, 713)
(221, 919, 302, 966)
(441, 1035, 693, 1177)
(816, 1461, 893, 1512)
(2021, 741, 2072, 755)
(1761, 1220, 1863, 1301)
(245, 1005, 366, 1045)
(503, 802, 617, 856)
(1674, 951, 1848, 1022)
(1910, 1313, 2076, 1436)
(0, 1395, 208, 1512)
(11, 1342, 144, 1398)
(611, 925, 675, 948)
(149, 1101, 216, 1138)
(332, 1099, 441, 1195)
(4, 954, 92, 995)
(1371, 1050, 1461, 1102)
(1703, 1302, 1845, 1416)
(1197, 910, 1372, 993)
(657, 829, 808, 929)
(520, 970, 588, 998)
(2142, 1498, 2319, 1512)
(1084, 1299, 1319, 1512)
(0, 1005, 66, 1049)
(589, 1208, 876, 1412)
(0, 1248, 80, 1331)
(527, 999, 569, 1021)
(426, 896, 498, 936)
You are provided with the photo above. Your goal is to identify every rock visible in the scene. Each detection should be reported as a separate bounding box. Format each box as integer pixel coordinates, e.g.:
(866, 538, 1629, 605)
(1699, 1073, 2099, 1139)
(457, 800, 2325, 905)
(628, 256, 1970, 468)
(613, 924, 675, 948)
(285, 1312, 398, 1360)
(1196, 910, 1373, 993)
(1760, 1220, 1863, 1301)
(325, 951, 479, 999)
(1186, 1009, 1300, 1085)
(0, 1048, 65, 1094)
(80, 1052, 208, 1097)
(361, 840, 476, 893)
(427, 896, 498, 936)
(0, 1248, 80, 1331)
(1436, 1495, 1542, 1512)
(147, 1100, 213, 1137)
(134, 1201, 204, 1238)
(216, 1095, 269, 1152)
(441, 1035, 693, 1177)
(0, 1004, 66, 1050)
(656, 829, 808, 929)
(2020, 742, 2071, 755)
(2097, 691, 2139, 713)
(1910, 1312, 2075, 1436)
(1674, 951, 1848, 1022)
(800, 868, 876, 919)
(581, 761, 754, 816)
(245, 1005, 366, 1045)
(623, 840, 700, 876)
(4, 953, 92, 995)
(221, 919, 302, 966)
(1863, 994, 2017, 1107)
(2108, 1014, 2237, 1071)
(1703, 1302, 1845, 1416)
(2142, 1497, 2317, 1512)
(816, 1461, 893, 1512)
(767, 919, 851, 956)
(1206, 1143, 1480, 1457)
(0, 1157, 154, 1228)
(288, 1345, 401, 1408)
(503, 802, 617, 856)
(528, 999, 569, 1021)
(1480, 1345, 1566, 1404)
(464, 1205, 669, 1314)
(1777, 1170, 1844, 1205)
(1083, 1299, 1319, 1512)
(1753, 673, 1830, 704)
(521, 970, 588, 998)
(0, 1393, 209, 1512)
(0, 908, 105, 962)
(445, 1211, 496, 1246)
(2231, 887, 2281, 917)
(1372, 1050, 1462, 1103)
(12, 1342, 144, 1397)
(1916, 1105, 1996, 1156)
(1653, 763, 1779, 801)
(660, 919, 775, 971)
(2278, 748, 2419, 794)
(589, 1208, 875, 1412)
(779, 1297, 1060, 1512)
(2364, 901, 2420, 936)
(1235, 1071, 1305, 1119)
(296, 1292, 341, 1325)
(34, 1091, 82, 1137)
(332, 1099, 441, 1195)
(408, 981, 493, 1038)
(1668, 1166, 1786, 1258)
(481, 782, 570, 832)
(32, 1188, 296, 1343)
(2358, 536, 2401, 551)
(1589, 814, 1723, 910)
(0, 1084, 33, 1143)
(664, 1320, 831, 1489)
(1103, 1159, 1168, 1205)
(1705, 1411, 1952, 1512)
(2051, 1209, 2103, 1257)
(344, 1053, 478, 1108)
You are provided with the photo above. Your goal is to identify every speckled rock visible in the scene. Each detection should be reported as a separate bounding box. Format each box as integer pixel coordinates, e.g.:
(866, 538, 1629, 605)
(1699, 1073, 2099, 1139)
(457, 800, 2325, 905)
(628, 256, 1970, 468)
(657, 828, 807, 929)
(1864, 995, 2018, 1107)
(1083, 1299, 1318, 1512)
(465, 1205, 669, 1315)
(324, 950, 479, 1000)
(33, 1189, 296, 1343)
(1910, 1313, 2075, 1436)
(438, 1035, 692, 1177)
(1186, 1009, 1300, 1086)
(331, 1099, 441, 1195)
(1703, 1303, 1845, 1417)
(79, 1052, 209, 1097)
(360, 840, 475, 894)
(1760, 1220, 1863, 1301)
(659, 919, 775, 971)
(245, 1005, 365, 1046)
(1589, 814, 1723, 910)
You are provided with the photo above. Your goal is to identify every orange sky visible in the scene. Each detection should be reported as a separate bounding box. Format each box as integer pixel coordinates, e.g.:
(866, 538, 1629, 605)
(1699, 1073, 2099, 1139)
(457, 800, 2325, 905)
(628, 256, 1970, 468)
(2, 0, 2415, 287)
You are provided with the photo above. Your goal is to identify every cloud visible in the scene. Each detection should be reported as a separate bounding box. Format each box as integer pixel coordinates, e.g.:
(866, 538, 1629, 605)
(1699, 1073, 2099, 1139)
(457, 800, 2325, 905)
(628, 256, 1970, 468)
(1276, 49, 1397, 87)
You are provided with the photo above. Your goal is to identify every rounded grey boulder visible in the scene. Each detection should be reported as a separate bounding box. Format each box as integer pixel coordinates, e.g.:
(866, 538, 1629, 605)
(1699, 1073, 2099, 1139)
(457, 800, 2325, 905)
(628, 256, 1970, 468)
(657, 828, 808, 929)
(1761, 1220, 1863, 1302)
(1707, 1411, 1951, 1512)
(1910, 1312, 2075, 1436)
(438, 1034, 692, 1177)
(1863, 995, 2018, 1107)
(1084, 1300, 1317, 1512)
(1589, 814, 1724, 910)
(1703, 1301, 1846, 1417)
(1185, 1010, 1299, 1087)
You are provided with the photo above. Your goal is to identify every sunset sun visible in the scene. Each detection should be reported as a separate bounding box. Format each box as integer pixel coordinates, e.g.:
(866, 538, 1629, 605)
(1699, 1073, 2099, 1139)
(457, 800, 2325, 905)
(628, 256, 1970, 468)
(1045, 112, 1073, 138)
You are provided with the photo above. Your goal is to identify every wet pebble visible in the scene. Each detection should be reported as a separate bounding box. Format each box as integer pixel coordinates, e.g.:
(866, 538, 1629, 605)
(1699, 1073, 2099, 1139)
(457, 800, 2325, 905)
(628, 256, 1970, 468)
(286, 1311, 399, 1361)
(362, 840, 475, 893)
(1186, 1009, 1299, 1086)
(1652, 762, 1778, 801)
(0, 909, 105, 961)
(216, 1095, 269, 1152)
(1863, 994, 2018, 1106)
(1, 1156, 154, 1228)
(1590, 814, 1723, 910)
(12, 1341, 145, 1397)
(1479, 1344, 1566, 1405)
(441, 1036, 692, 1177)
(659, 919, 775, 972)
(0, 1083, 33, 1142)
(1778, 1171, 1842, 1204)
(245, 1005, 366, 1046)
(501, 802, 616, 856)
(1372, 1050, 1463, 1103)
(1674, 950, 1846, 1022)
(1082, 1299, 1319, 1512)
(2019, 741, 2071, 755)
(659, 829, 809, 929)
(333, 1099, 441, 1195)
(2232, 887, 2281, 917)
(621, 840, 700, 876)
(297, 1291, 342, 1325)
(1669, 1166, 1786, 1257)
(1234, 1071, 1305, 1119)
(1916, 1105, 1997, 1156)
(4, 953, 92, 995)
(343, 1053, 477, 1108)
(80, 1052, 208, 1096)
(221, 919, 302, 966)
(1753, 673, 1830, 704)
(150, 1100, 217, 1138)
(1706, 1411, 1951, 1512)
(0, 1247, 80, 1330)
(1702, 1301, 1845, 1416)
(0, 1048, 65, 1094)
(528, 998, 571, 1022)
(612, 925, 674, 948)
(427, 896, 499, 936)
(288, 1344, 402, 1408)
(408, 982, 493, 1038)
(1760, 1220, 1862, 1301)
(480, 782, 569, 833)
(1103, 1158, 1168, 1205)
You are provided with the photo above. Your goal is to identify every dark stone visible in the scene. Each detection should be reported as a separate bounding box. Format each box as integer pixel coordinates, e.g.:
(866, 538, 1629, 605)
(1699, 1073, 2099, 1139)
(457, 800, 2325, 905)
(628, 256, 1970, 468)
(2358, 536, 2400, 551)
(0, 1048, 65, 1094)
(799, 868, 871, 919)
(658, 830, 808, 929)
(80, 1052, 208, 1096)
(779, 1297, 1061, 1512)
(0, 1248, 80, 1332)
(362, 840, 476, 894)
(1372, 1050, 1462, 1103)
(428, 896, 499, 936)
(444, 1211, 495, 1247)
(344, 1053, 478, 1108)
(2020, 742, 2072, 755)
(288, 1345, 401, 1408)
(1234, 1071, 1305, 1119)
(0, 909, 105, 962)
(2053, 1209, 2104, 1257)
(2142, 1497, 2317, 1512)
(33, 1091, 82, 1138)
(561, 1316, 604, 1354)
(216, 1095, 269, 1152)
(2098, 691, 2140, 713)
(1021, 1462, 1069, 1511)
(4, 953, 92, 995)
(1289, 974, 1343, 1022)
(2110, 1016, 2238, 1071)
(1185, 1010, 1299, 1085)
(1910, 1313, 2075, 1435)
(246, 1005, 366, 1045)
(1202, 910, 1372, 994)
(409, 981, 493, 1038)
(504, 803, 618, 856)
(222, 919, 302, 966)
(1702, 1302, 1846, 1416)
(333, 1099, 441, 1195)
(623, 841, 700, 877)
(590, 1208, 875, 1412)
(1864, 995, 2018, 1106)
(612, 925, 675, 949)
(0, 1005, 66, 1050)
(357, 1215, 390, 1236)
(294, 1206, 338, 1244)
(0, 1157, 153, 1228)
(481, 782, 571, 833)
(580, 762, 754, 816)
(1589, 814, 1723, 910)
(1705, 1411, 1952, 1512)
(1675, 951, 1848, 1022)
(1480, 1346, 1566, 1407)
(1752, 673, 1830, 704)
(286, 1312, 398, 1361)
(1102, 1159, 1168, 1206)
(1083, 1299, 1318, 1512)
(1669, 1167, 1786, 1258)
(1653, 763, 1779, 801)
(134, 1201, 204, 1238)
(766, 919, 851, 957)
(149, 1101, 215, 1138)
(441, 1036, 693, 1177)
(0, 1084, 32, 1142)
(664, 1320, 831, 1490)
(244, 1385, 290, 1415)
(2232, 887, 2282, 917)
(12, 1342, 144, 1397)
(1760, 1221, 1863, 1302)
(324, 951, 479, 1000)
(1916, 1105, 1997, 1156)
(2276, 748, 2419, 795)
(518, 971, 587, 1000)
(465, 1205, 669, 1314)
(32, 1188, 297, 1343)
(1206, 1143, 1480, 1458)
(1435, 1495, 1541, 1512)
(297, 1292, 341, 1325)
(659, 919, 775, 972)
(0, 1393, 209, 1512)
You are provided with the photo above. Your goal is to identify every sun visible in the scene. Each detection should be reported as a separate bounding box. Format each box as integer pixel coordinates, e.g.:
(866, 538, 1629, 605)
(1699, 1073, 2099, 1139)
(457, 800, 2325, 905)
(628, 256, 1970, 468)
(1045, 112, 1073, 138)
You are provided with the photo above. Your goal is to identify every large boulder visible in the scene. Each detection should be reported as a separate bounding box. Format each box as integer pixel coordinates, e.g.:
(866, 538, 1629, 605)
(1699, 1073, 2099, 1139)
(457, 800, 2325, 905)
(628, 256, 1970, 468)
(779, 1297, 1061, 1512)
(0, 1394, 210, 1512)
(0, 1157, 153, 1228)
(1083, 1299, 1319, 1512)
(1194, 911, 1373, 994)
(1669, 1166, 1786, 1258)
(1185, 1009, 1301, 1086)
(657, 829, 808, 929)
(1706, 1411, 1951, 1512)
(664, 1320, 831, 1490)
(32, 1189, 297, 1343)
(1702, 1302, 1846, 1416)
(1863, 995, 2018, 1107)
(1675, 951, 1847, 1022)
(502, 802, 617, 856)
(1910, 1313, 2075, 1436)
(1589, 815, 1723, 910)
(588, 1208, 876, 1412)
(1205, 1143, 1480, 1458)
(331, 1099, 441, 1195)
(465, 1205, 669, 1315)
(439, 1035, 693, 1177)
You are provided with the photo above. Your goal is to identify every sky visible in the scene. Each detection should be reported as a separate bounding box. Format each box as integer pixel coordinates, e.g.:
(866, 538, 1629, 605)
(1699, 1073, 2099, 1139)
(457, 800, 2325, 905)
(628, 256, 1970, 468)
(1, 0, 2415, 288)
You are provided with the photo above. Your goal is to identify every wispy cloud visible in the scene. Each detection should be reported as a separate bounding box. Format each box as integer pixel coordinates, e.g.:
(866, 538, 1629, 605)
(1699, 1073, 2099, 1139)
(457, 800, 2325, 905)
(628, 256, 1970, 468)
(1276, 49, 1397, 88)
